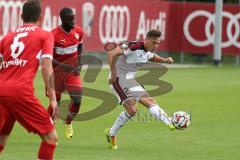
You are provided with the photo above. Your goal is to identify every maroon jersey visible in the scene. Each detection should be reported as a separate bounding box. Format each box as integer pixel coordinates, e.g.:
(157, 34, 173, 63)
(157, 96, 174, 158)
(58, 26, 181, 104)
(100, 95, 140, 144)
(0, 24, 54, 96)
(51, 26, 84, 69)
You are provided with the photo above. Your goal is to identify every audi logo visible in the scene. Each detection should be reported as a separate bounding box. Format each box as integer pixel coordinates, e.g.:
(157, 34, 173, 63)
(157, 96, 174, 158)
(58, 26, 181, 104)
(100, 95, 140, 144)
(184, 10, 240, 48)
(99, 5, 130, 44)
(0, 0, 23, 39)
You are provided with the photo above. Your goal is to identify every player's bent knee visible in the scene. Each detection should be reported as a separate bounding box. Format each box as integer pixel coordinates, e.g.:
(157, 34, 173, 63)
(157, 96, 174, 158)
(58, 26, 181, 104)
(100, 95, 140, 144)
(128, 107, 137, 117)
(140, 97, 156, 107)
(46, 135, 58, 145)
(42, 129, 58, 144)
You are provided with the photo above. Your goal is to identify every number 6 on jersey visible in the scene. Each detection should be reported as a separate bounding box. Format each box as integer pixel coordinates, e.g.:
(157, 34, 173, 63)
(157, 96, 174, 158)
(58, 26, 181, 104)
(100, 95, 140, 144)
(10, 32, 28, 59)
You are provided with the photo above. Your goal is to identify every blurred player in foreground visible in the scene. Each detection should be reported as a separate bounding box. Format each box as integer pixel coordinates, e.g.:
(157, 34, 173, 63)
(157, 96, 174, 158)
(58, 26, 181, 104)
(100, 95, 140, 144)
(47, 7, 84, 140)
(0, 0, 58, 159)
(105, 29, 175, 149)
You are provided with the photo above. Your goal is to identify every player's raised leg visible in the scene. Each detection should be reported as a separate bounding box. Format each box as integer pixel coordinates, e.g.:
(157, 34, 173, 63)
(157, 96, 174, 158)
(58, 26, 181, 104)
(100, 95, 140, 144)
(139, 95, 175, 131)
(105, 98, 137, 149)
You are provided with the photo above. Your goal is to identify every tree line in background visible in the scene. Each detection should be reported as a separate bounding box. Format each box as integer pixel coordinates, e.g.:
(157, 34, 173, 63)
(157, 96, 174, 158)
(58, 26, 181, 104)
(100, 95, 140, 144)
(172, 0, 239, 4)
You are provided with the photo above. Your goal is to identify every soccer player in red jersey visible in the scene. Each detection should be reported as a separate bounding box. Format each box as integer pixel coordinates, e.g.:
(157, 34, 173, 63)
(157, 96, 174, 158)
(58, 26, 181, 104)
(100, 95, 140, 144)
(0, 0, 58, 159)
(47, 7, 84, 140)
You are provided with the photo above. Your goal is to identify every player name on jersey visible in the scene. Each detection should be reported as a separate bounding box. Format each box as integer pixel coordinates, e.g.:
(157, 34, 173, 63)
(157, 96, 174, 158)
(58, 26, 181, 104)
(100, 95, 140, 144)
(14, 26, 38, 33)
(2, 58, 28, 68)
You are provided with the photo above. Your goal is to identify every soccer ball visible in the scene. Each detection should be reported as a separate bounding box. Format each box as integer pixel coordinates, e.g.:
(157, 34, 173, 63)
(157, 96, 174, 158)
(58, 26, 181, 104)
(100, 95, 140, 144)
(171, 111, 191, 130)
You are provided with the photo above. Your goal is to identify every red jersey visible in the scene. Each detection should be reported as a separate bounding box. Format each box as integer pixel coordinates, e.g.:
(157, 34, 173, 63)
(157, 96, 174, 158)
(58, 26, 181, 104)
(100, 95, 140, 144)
(51, 26, 84, 69)
(0, 24, 54, 96)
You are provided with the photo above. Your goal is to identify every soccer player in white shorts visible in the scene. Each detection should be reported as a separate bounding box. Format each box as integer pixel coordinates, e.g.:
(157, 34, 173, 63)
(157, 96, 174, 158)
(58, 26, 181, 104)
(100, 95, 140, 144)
(105, 29, 175, 149)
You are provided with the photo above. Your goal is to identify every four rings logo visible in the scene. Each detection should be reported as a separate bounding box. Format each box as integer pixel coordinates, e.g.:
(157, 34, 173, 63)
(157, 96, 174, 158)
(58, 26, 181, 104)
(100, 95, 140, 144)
(99, 5, 130, 44)
(184, 10, 240, 48)
(0, 0, 23, 39)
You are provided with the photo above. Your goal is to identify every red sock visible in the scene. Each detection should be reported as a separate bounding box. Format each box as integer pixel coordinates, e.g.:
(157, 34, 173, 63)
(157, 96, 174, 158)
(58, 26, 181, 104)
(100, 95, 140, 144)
(65, 103, 80, 124)
(0, 145, 4, 154)
(38, 141, 56, 160)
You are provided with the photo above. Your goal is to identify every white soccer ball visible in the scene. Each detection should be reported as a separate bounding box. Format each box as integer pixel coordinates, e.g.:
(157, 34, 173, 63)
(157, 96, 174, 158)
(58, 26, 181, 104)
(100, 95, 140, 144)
(171, 111, 191, 130)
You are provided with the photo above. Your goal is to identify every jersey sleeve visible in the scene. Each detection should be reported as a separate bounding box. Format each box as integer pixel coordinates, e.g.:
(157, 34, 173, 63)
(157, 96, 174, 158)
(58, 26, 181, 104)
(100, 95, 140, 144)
(41, 32, 54, 59)
(120, 41, 143, 55)
(120, 43, 131, 55)
(147, 52, 155, 60)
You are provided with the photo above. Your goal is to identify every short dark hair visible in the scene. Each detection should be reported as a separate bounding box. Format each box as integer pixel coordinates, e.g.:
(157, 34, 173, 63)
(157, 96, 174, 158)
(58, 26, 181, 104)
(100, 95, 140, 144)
(146, 29, 161, 38)
(21, 0, 42, 23)
(60, 7, 73, 19)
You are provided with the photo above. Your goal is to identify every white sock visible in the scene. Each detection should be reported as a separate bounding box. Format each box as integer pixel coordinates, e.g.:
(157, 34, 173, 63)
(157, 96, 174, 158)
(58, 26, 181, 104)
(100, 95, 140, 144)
(109, 111, 130, 136)
(149, 104, 171, 125)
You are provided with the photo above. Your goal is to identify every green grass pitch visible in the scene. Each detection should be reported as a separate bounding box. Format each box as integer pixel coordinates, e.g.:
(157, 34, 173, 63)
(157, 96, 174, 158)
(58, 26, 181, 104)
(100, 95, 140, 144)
(1, 66, 240, 160)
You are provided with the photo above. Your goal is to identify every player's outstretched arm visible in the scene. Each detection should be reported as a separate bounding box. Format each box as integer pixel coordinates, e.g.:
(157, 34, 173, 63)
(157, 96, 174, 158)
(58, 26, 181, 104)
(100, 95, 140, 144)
(41, 58, 59, 120)
(107, 47, 124, 83)
(150, 54, 174, 64)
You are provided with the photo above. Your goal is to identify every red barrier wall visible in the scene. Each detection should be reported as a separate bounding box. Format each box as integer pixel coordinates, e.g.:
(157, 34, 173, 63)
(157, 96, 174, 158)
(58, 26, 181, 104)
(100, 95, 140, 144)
(0, 0, 239, 55)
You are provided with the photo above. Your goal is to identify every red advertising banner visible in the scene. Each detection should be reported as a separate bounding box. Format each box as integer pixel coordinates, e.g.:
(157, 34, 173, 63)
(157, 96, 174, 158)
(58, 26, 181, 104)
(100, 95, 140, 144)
(181, 3, 240, 55)
(0, 0, 239, 55)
